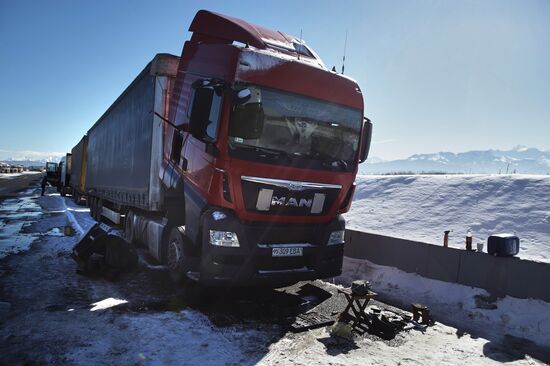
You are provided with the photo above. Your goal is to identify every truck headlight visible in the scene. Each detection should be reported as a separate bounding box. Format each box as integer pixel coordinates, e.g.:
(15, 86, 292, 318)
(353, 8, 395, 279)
(209, 230, 240, 247)
(327, 230, 345, 245)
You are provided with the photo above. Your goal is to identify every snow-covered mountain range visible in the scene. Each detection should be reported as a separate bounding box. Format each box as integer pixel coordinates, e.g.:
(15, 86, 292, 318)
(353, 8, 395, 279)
(1, 157, 62, 167)
(361, 146, 550, 175)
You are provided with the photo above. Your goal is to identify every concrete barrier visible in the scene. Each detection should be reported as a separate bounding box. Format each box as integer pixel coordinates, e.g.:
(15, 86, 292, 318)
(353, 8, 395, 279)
(344, 229, 550, 302)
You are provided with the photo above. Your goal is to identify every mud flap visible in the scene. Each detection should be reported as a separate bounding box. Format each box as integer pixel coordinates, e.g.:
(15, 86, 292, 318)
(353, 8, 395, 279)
(71, 223, 137, 278)
(72, 223, 110, 261)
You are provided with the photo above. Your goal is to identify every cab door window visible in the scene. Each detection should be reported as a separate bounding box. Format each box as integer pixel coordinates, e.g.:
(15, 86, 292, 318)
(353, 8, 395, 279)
(188, 87, 222, 141)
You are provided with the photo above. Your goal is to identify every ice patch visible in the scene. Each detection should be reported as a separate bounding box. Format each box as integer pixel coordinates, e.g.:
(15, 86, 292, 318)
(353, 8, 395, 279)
(90, 298, 128, 311)
(44, 227, 64, 236)
(0, 190, 42, 258)
(0, 235, 38, 258)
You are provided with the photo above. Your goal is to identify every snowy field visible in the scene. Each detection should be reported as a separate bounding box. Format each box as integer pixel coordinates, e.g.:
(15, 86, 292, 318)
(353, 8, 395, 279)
(347, 174, 550, 263)
(1, 185, 549, 364)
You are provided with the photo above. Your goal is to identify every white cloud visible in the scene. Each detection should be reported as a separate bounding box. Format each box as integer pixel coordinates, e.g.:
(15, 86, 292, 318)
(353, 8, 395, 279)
(0, 149, 64, 161)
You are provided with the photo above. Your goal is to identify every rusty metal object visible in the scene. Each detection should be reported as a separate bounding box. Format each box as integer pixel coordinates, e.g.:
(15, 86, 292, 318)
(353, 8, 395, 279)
(64, 225, 74, 236)
(411, 303, 430, 324)
(351, 280, 370, 296)
(443, 230, 451, 247)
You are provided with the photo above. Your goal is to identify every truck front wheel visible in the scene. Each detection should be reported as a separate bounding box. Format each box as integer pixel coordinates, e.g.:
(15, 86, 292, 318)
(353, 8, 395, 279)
(166, 227, 188, 284)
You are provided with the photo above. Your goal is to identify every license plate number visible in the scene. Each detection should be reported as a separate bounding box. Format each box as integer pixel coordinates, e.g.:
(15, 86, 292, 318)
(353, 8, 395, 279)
(272, 247, 303, 257)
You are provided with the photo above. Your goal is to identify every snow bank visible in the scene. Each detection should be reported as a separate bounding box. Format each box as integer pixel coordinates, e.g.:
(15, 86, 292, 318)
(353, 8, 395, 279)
(347, 174, 550, 263)
(338, 257, 550, 348)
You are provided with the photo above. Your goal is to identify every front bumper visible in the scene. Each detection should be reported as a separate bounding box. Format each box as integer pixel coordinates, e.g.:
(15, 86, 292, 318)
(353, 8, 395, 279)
(198, 208, 345, 287)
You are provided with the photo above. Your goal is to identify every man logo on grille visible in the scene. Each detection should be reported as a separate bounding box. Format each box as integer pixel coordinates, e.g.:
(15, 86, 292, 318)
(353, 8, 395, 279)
(271, 196, 312, 208)
(287, 183, 305, 191)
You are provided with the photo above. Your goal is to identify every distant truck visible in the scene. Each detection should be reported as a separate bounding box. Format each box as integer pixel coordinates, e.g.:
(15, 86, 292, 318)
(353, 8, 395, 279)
(71, 10, 372, 286)
(56, 153, 72, 196)
(45, 162, 59, 186)
(0, 163, 24, 174)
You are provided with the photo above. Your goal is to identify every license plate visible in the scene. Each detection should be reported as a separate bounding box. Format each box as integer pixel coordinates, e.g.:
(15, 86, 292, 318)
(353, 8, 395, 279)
(272, 247, 303, 257)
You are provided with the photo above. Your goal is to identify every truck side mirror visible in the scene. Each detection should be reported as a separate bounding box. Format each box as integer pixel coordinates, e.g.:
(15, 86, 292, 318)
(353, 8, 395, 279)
(358, 117, 372, 163)
(234, 88, 252, 105)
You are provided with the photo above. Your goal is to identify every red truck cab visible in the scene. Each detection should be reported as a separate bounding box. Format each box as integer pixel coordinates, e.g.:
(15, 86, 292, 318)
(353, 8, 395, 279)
(160, 10, 372, 286)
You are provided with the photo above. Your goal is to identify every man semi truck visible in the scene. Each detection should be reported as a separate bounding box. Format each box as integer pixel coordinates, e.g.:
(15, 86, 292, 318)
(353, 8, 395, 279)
(74, 10, 372, 286)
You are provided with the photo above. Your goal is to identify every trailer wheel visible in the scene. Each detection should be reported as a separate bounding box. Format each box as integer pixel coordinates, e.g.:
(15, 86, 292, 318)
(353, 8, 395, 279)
(97, 199, 103, 221)
(166, 227, 189, 284)
(92, 198, 99, 221)
(124, 211, 135, 243)
(91, 198, 102, 222)
(89, 196, 96, 220)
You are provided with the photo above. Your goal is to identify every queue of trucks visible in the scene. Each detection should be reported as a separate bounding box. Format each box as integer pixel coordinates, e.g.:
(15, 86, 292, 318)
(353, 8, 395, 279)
(59, 10, 372, 286)
(44, 153, 72, 196)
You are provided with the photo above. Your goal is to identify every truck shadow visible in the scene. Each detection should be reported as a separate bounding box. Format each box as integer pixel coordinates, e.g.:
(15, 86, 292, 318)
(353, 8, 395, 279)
(112, 263, 334, 329)
(482, 334, 550, 364)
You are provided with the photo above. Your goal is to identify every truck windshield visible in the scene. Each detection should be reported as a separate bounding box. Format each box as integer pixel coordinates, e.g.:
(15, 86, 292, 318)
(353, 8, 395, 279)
(228, 87, 362, 170)
(46, 163, 57, 172)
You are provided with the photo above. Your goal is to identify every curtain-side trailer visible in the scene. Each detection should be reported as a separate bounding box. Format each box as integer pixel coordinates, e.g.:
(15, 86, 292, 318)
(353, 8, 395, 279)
(70, 136, 87, 204)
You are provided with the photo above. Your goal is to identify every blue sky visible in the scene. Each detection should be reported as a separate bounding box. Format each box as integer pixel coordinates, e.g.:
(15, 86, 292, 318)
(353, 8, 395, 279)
(0, 0, 549, 160)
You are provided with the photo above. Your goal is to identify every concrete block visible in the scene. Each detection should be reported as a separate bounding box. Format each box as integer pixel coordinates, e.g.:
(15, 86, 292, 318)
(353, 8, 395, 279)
(345, 229, 550, 302)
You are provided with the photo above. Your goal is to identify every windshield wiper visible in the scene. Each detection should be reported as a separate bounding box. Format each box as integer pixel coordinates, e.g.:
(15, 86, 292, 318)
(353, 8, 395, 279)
(323, 159, 349, 171)
(230, 143, 291, 161)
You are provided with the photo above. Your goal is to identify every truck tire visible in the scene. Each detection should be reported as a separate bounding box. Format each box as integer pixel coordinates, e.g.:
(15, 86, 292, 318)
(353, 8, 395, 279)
(124, 211, 135, 243)
(97, 199, 103, 221)
(166, 226, 189, 284)
(91, 198, 102, 222)
(90, 197, 99, 222)
(88, 196, 96, 220)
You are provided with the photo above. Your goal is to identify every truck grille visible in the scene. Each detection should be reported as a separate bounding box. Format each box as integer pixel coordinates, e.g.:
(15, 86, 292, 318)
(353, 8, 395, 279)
(241, 176, 341, 216)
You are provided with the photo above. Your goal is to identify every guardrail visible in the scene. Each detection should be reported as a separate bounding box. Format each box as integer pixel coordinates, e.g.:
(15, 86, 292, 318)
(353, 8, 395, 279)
(344, 229, 550, 302)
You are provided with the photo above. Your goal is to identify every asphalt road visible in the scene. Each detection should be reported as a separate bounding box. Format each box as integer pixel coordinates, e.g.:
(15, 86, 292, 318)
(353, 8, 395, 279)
(0, 172, 43, 198)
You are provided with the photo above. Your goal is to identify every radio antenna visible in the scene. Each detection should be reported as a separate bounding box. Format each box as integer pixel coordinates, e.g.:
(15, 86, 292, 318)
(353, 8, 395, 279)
(298, 28, 303, 60)
(341, 30, 347, 74)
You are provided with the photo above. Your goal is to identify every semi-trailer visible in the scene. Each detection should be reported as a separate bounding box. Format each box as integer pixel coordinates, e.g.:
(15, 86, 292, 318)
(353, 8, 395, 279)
(45, 162, 59, 186)
(56, 153, 72, 196)
(70, 136, 87, 204)
(72, 10, 372, 286)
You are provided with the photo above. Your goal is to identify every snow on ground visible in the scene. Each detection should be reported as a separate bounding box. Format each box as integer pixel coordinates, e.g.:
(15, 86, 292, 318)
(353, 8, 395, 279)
(0, 171, 41, 180)
(338, 258, 550, 353)
(0, 189, 42, 258)
(1, 186, 549, 364)
(347, 174, 550, 263)
(1, 188, 281, 365)
(260, 318, 512, 366)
